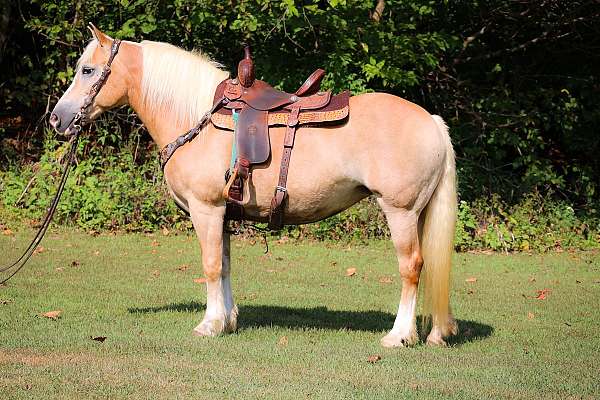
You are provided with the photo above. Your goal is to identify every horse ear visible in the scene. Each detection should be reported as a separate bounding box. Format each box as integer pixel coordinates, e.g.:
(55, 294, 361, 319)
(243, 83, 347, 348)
(87, 23, 113, 48)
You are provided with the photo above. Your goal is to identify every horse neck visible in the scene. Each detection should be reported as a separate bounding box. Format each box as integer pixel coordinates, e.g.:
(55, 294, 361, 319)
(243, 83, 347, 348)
(126, 46, 228, 149)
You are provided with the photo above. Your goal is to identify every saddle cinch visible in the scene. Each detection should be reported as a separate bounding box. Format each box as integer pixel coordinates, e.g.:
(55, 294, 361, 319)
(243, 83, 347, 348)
(212, 47, 350, 230)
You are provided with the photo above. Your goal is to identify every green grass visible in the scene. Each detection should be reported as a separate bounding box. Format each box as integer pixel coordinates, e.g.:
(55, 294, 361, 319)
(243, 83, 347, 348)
(1, 229, 599, 399)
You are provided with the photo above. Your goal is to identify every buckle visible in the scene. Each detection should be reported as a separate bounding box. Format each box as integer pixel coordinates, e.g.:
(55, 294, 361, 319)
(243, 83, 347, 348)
(275, 186, 287, 193)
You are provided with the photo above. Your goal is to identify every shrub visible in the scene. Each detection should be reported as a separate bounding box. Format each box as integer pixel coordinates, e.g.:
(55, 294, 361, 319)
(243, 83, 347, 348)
(1, 136, 597, 252)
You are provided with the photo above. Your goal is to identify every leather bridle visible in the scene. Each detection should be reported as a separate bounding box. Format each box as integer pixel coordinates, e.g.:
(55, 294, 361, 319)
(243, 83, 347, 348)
(0, 39, 122, 284)
(67, 39, 122, 137)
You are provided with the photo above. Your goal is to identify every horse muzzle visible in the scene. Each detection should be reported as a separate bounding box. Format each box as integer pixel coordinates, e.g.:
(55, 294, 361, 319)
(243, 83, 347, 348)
(49, 101, 80, 136)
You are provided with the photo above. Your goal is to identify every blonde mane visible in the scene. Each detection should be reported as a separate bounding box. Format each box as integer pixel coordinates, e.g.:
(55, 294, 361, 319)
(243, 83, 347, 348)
(76, 40, 227, 127)
(139, 41, 229, 127)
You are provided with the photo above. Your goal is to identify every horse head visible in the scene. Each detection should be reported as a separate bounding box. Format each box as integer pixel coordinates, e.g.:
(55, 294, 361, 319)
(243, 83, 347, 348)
(50, 24, 131, 135)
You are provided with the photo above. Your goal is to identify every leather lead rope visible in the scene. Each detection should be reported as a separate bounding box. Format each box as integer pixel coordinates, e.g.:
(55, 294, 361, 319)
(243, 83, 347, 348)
(0, 39, 122, 284)
(0, 136, 79, 284)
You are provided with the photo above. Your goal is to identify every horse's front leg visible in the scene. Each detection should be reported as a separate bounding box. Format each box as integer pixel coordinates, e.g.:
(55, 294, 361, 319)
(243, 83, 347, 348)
(189, 206, 238, 336)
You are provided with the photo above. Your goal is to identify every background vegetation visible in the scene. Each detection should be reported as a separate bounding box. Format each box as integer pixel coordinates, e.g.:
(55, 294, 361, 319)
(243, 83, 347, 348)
(1, 0, 599, 250)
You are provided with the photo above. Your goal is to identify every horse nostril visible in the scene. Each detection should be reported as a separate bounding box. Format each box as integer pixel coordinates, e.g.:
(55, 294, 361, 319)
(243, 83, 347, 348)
(49, 113, 60, 128)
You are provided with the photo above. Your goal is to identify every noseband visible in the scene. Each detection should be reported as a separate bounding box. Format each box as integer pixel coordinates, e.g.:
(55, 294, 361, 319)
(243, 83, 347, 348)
(0, 39, 122, 284)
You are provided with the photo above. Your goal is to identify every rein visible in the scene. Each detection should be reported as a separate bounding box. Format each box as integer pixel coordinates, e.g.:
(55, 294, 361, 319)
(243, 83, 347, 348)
(0, 39, 122, 285)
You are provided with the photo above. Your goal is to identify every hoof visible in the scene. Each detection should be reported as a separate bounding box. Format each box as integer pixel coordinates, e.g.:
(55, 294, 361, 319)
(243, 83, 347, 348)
(193, 306, 239, 337)
(426, 315, 458, 346)
(224, 305, 239, 333)
(380, 331, 417, 348)
(193, 318, 226, 337)
(425, 333, 448, 347)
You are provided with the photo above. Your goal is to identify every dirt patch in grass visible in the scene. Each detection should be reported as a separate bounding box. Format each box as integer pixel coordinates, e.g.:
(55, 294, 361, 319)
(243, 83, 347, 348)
(0, 348, 199, 398)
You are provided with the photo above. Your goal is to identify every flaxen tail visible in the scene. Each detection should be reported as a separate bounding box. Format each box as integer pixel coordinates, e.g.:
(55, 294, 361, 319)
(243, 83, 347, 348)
(420, 115, 458, 339)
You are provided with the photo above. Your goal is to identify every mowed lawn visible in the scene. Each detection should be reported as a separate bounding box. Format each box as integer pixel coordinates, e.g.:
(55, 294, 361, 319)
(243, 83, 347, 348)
(1, 229, 599, 399)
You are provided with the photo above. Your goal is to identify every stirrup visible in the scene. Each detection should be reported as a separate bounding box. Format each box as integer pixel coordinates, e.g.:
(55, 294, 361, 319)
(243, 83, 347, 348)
(222, 165, 239, 201)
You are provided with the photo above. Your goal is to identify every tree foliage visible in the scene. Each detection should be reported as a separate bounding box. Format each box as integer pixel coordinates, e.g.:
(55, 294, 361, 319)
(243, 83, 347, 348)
(1, 0, 598, 216)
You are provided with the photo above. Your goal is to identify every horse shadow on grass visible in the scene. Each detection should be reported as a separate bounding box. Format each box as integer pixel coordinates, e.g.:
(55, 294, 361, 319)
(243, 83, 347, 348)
(128, 301, 493, 345)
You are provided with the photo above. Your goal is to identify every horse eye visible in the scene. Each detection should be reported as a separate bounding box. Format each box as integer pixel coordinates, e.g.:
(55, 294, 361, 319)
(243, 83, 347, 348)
(82, 67, 94, 75)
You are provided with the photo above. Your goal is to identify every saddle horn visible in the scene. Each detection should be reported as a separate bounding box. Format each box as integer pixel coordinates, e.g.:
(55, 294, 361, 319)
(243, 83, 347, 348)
(237, 45, 255, 88)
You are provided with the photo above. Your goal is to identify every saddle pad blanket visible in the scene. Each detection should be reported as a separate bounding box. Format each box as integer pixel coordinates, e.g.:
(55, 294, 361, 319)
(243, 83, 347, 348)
(212, 90, 350, 131)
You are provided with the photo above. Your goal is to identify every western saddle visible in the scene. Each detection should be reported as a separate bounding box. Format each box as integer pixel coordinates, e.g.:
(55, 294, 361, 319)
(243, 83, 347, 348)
(212, 46, 350, 230)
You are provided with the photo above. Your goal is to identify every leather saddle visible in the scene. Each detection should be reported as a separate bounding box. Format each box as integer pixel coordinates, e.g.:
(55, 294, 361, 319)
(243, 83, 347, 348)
(212, 46, 350, 230)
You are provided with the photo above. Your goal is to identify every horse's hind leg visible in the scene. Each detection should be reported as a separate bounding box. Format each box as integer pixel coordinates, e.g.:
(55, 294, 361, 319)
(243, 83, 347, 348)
(190, 210, 238, 336)
(379, 203, 423, 347)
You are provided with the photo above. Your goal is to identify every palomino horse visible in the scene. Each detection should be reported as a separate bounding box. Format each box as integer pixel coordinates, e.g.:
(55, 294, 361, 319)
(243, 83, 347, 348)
(50, 26, 458, 347)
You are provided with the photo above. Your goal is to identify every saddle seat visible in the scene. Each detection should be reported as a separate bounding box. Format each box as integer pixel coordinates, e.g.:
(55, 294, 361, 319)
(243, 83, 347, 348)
(222, 69, 326, 111)
(211, 47, 350, 229)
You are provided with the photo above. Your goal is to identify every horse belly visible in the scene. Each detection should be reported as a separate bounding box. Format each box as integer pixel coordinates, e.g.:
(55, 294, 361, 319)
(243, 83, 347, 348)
(241, 125, 370, 224)
(224, 92, 443, 224)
